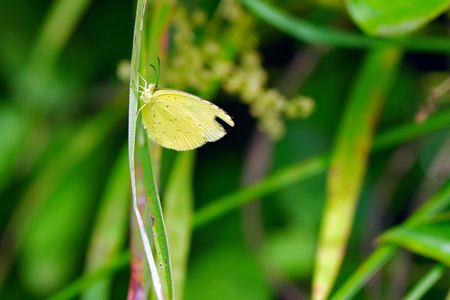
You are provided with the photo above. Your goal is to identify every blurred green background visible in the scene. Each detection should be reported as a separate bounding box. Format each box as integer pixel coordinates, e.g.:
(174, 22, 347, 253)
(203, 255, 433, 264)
(0, 0, 449, 299)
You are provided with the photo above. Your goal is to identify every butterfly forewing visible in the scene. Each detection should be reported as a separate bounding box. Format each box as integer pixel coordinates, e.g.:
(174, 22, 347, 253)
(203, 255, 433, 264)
(141, 89, 234, 151)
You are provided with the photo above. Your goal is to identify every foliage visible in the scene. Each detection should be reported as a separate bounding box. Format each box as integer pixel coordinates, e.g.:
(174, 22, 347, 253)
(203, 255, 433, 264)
(0, 0, 449, 299)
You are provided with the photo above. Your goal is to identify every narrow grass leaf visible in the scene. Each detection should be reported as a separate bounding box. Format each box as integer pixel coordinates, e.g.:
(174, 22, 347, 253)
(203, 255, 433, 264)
(313, 47, 401, 300)
(0, 105, 123, 286)
(138, 127, 174, 299)
(347, 0, 450, 36)
(82, 145, 130, 300)
(164, 151, 195, 299)
(194, 108, 450, 227)
(48, 251, 130, 300)
(331, 180, 450, 300)
(128, 0, 163, 298)
(194, 156, 327, 228)
(403, 264, 446, 300)
(381, 220, 450, 266)
(241, 0, 450, 53)
(19, 147, 109, 295)
(373, 109, 450, 151)
(129, 0, 175, 299)
(22, 0, 94, 111)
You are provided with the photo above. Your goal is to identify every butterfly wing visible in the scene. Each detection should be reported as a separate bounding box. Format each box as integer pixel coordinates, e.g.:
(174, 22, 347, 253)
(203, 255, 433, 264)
(141, 89, 234, 151)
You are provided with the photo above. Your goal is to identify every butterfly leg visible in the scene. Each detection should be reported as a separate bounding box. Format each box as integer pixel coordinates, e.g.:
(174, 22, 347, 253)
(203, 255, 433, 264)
(138, 73, 148, 88)
(136, 102, 148, 116)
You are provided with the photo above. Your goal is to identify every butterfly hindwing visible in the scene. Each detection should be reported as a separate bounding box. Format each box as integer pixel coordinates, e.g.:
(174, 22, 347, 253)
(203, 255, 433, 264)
(141, 89, 234, 151)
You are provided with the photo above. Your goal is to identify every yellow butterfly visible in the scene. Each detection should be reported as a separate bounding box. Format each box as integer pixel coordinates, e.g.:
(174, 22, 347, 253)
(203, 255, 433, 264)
(137, 72, 234, 151)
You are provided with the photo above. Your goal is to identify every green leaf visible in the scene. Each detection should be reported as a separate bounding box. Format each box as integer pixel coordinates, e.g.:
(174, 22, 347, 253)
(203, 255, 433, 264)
(0, 104, 30, 190)
(381, 220, 450, 266)
(23, 0, 94, 110)
(82, 145, 130, 300)
(48, 252, 130, 300)
(313, 47, 402, 300)
(138, 128, 175, 300)
(185, 246, 271, 300)
(331, 181, 450, 300)
(241, 0, 450, 53)
(194, 108, 450, 228)
(0, 105, 122, 287)
(347, 0, 450, 36)
(19, 149, 109, 296)
(194, 156, 327, 228)
(164, 152, 195, 299)
(404, 264, 446, 300)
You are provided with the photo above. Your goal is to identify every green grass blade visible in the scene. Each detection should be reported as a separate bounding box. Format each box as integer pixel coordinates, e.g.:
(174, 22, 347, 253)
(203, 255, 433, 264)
(129, 0, 175, 299)
(330, 245, 397, 300)
(28, 0, 93, 71)
(21, 0, 94, 111)
(406, 181, 450, 226)
(373, 110, 450, 150)
(193, 108, 450, 227)
(331, 180, 450, 300)
(49, 176, 450, 300)
(0, 105, 123, 286)
(128, 0, 164, 298)
(48, 251, 130, 300)
(0, 105, 32, 190)
(163, 152, 195, 299)
(404, 264, 446, 300)
(194, 156, 327, 228)
(138, 127, 174, 299)
(241, 0, 450, 53)
(381, 219, 450, 266)
(346, 0, 450, 36)
(81, 145, 130, 300)
(313, 47, 402, 300)
(1, 0, 94, 193)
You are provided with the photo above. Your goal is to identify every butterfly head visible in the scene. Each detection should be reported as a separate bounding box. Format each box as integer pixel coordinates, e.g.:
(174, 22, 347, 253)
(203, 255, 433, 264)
(141, 83, 157, 103)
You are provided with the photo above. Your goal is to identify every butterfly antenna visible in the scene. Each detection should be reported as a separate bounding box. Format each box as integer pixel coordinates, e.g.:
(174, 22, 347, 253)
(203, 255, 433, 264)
(156, 57, 161, 87)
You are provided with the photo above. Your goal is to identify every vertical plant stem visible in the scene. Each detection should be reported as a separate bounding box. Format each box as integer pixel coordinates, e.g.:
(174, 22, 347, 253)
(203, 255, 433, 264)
(404, 264, 446, 300)
(313, 47, 402, 300)
(128, 0, 165, 299)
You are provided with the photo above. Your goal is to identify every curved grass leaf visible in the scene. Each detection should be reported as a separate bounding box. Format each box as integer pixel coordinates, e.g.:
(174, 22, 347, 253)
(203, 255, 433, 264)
(331, 181, 450, 300)
(313, 47, 401, 300)
(347, 0, 450, 37)
(241, 0, 450, 53)
(381, 220, 450, 266)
